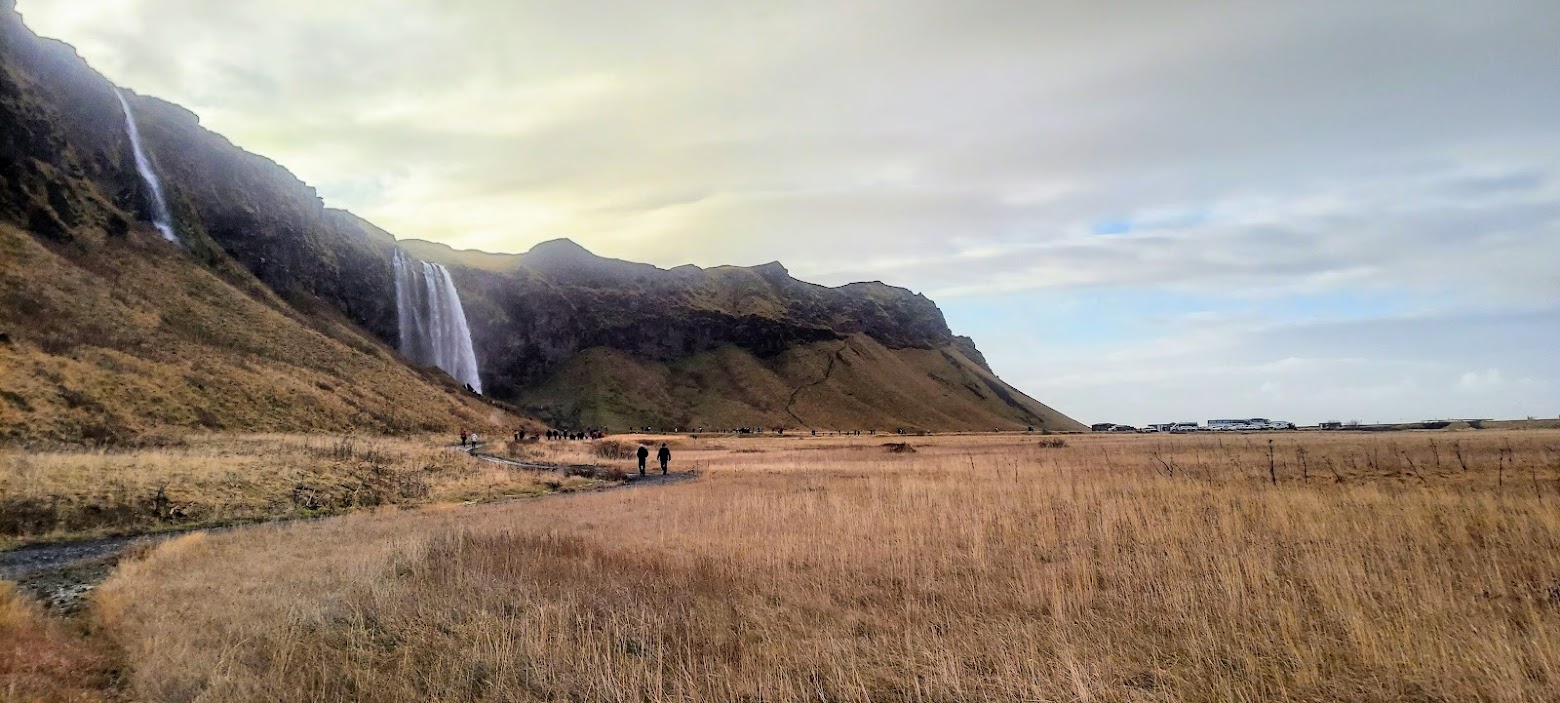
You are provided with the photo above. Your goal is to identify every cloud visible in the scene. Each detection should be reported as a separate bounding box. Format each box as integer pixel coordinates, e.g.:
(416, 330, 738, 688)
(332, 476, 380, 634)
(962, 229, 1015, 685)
(1458, 369, 1506, 393)
(17, 0, 1560, 422)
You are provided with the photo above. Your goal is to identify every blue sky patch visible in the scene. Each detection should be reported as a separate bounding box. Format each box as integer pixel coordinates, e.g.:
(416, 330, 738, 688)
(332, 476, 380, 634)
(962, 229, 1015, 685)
(1090, 219, 1134, 236)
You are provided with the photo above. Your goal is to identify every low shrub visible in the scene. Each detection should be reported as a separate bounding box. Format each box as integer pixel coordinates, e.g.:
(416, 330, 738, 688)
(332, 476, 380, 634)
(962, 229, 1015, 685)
(592, 441, 637, 461)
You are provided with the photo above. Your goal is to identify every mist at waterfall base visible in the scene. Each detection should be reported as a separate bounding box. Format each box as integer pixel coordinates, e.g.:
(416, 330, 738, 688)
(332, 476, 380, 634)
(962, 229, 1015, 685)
(114, 89, 179, 244)
(393, 250, 484, 394)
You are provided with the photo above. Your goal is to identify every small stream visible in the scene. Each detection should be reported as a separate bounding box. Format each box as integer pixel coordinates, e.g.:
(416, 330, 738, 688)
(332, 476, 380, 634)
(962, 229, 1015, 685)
(1, 448, 689, 612)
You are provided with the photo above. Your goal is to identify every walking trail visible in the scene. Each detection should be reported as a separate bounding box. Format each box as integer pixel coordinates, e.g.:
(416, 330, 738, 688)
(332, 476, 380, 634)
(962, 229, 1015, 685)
(1, 441, 692, 610)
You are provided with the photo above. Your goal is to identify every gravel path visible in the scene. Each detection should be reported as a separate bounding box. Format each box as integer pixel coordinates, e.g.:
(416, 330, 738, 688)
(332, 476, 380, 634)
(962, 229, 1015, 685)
(0, 534, 151, 582)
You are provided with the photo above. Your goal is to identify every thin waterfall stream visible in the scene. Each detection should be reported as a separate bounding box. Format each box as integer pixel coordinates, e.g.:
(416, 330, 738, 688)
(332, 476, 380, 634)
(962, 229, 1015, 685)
(114, 89, 179, 243)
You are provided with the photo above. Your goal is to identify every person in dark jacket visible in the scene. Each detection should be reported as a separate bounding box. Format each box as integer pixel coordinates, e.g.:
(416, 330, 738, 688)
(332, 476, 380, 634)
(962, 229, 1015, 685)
(657, 442, 671, 475)
(637, 444, 650, 476)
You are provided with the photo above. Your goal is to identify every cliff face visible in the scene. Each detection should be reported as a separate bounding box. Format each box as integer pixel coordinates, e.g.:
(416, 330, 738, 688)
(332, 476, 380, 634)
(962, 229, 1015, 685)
(0, 4, 1084, 436)
(428, 238, 961, 396)
(0, 6, 520, 441)
(1, 7, 401, 343)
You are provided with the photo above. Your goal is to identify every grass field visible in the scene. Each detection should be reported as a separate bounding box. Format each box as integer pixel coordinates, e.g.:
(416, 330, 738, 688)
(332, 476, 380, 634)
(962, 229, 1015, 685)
(0, 434, 599, 546)
(9, 429, 1560, 702)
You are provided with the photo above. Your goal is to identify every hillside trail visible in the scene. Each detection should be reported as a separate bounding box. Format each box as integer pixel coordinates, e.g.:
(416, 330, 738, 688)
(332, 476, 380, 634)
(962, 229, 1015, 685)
(1, 440, 693, 611)
(786, 340, 851, 428)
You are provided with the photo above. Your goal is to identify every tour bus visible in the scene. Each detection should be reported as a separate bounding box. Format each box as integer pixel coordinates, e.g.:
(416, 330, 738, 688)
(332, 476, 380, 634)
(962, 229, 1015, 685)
(1208, 418, 1296, 431)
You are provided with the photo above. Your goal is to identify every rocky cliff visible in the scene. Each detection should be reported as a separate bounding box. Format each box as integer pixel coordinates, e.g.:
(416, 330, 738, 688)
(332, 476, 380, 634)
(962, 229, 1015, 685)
(0, 4, 1083, 437)
(403, 238, 1081, 431)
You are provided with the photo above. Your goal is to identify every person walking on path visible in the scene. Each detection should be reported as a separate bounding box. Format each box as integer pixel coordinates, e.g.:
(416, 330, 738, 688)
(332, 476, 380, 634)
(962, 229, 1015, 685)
(460, 430, 468, 447)
(637, 444, 650, 477)
(657, 442, 671, 475)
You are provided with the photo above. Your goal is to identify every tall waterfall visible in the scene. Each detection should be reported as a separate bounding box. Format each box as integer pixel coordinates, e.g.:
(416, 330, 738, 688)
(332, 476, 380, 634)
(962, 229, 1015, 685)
(113, 89, 179, 243)
(393, 249, 483, 393)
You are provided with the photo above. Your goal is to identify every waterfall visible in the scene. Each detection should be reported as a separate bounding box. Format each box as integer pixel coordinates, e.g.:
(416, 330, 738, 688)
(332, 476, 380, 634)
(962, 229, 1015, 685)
(392, 249, 483, 393)
(113, 89, 179, 243)
(393, 250, 427, 359)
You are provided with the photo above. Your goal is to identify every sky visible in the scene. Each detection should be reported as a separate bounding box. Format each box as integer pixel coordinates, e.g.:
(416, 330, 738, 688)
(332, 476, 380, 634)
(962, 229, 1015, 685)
(19, 0, 1560, 425)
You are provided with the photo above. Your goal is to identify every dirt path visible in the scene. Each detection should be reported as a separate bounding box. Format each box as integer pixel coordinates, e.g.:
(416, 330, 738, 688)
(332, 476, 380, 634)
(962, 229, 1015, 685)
(2, 444, 693, 610)
(467, 449, 697, 489)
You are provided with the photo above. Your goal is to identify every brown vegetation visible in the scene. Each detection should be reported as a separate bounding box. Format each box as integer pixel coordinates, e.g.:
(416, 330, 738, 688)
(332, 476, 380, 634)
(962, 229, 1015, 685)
(0, 434, 595, 545)
(590, 440, 638, 461)
(84, 430, 1560, 702)
(0, 582, 118, 702)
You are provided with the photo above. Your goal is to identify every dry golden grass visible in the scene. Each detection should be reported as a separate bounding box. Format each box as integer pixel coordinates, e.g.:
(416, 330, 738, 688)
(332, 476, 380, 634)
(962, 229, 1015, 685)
(92, 430, 1560, 702)
(0, 434, 598, 545)
(0, 582, 117, 702)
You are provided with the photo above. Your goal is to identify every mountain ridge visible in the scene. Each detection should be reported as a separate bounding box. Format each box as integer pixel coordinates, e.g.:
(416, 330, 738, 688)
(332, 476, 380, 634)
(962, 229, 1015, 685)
(0, 4, 1085, 437)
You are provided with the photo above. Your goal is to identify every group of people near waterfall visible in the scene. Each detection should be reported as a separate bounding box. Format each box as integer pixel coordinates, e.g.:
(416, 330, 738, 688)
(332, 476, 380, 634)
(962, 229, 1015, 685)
(538, 429, 604, 441)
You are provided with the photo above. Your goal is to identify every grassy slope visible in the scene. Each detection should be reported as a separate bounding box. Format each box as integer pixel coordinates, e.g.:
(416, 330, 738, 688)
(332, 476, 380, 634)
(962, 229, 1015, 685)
(0, 222, 523, 442)
(519, 334, 1086, 432)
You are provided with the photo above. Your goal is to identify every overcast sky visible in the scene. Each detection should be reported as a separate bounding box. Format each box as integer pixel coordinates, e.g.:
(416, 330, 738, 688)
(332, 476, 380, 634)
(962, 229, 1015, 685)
(21, 0, 1560, 425)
